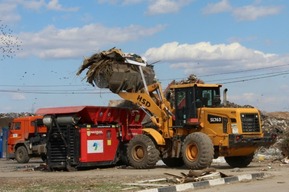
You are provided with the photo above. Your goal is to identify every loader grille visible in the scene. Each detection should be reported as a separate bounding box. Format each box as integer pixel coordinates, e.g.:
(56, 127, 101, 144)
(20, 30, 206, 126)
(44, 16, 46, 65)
(240, 113, 260, 133)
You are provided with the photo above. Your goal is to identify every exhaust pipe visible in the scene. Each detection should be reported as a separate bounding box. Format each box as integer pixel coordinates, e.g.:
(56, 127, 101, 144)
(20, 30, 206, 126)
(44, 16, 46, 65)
(223, 88, 228, 106)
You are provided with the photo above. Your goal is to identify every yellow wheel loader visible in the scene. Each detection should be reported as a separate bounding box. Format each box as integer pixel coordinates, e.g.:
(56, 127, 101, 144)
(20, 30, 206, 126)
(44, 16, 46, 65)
(77, 48, 276, 169)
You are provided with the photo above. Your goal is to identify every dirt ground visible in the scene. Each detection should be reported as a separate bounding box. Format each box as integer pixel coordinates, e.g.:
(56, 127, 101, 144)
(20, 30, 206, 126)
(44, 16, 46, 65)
(0, 157, 289, 192)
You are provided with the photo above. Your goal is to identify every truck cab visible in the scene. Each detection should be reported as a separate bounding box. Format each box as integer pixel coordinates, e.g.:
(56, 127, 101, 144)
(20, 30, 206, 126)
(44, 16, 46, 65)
(7, 116, 47, 163)
(171, 83, 222, 127)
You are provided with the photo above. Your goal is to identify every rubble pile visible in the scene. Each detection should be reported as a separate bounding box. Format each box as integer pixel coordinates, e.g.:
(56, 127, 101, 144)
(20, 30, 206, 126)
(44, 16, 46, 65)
(0, 113, 33, 129)
(0, 112, 33, 119)
(223, 101, 254, 108)
(174, 74, 205, 84)
(164, 167, 225, 183)
(76, 47, 155, 93)
(262, 112, 289, 158)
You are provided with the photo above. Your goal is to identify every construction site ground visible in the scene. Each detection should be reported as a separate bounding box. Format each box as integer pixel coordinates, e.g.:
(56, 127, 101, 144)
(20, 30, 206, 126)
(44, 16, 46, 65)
(0, 157, 288, 192)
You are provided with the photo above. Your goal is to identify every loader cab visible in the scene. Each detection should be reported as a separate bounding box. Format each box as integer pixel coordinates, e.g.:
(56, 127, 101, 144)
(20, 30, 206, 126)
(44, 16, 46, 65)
(170, 83, 222, 127)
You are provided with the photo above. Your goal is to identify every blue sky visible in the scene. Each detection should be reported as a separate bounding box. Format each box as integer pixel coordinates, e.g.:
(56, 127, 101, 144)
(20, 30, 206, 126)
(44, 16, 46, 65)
(0, 0, 289, 113)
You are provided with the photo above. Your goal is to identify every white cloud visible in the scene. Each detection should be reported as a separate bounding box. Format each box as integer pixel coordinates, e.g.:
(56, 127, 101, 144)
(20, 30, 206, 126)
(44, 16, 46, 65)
(233, 5, 282, 21)
(202, 0, 231, 15)
(147, 0, 193, 15)
(228, 90, 289, 112)
(0, 3, 21, 23)
(47, 0, 79, 11)
(19, 0, 46, 10)
(122, 0, 143, 4)
(203, 0, 282, 21)
(11, 93, 26, 100)
(97, 0, 143, 5)
(18, 24, 165, 59)
(97, 0, 118, 4)
(98, 0, 193, 15)
(0, 0, 79, 24)
(144, 41, 286, 75)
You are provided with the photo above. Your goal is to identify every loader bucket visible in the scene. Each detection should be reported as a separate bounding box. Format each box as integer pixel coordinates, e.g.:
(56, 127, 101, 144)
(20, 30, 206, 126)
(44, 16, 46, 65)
(77, 48, 155, 93)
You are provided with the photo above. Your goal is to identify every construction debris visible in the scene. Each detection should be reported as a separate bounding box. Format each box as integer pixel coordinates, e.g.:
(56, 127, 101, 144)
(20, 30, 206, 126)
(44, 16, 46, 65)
(164, 168, 229, 184)
(76, 47, 156, 93)
(174, 74, 205, 84)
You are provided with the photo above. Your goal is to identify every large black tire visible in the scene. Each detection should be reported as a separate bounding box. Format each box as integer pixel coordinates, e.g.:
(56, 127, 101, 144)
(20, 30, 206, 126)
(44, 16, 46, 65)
(162, 157, 184, 168)
(127, 134, 160, 169)
(225, 154, 254, 168)
(182, 132, 214, 169)
(15, 146, 30, 163)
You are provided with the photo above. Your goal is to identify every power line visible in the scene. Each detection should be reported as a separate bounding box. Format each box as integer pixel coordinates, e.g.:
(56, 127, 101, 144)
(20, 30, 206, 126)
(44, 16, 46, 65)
(219, 71, 289, 84)
(206, 69, 289, 83)
(1, 63, 289, 93)
(199, 63, 289, 77)
(0, 89, 112, 94)
(0, 84, 86, 87)
(159, 63, 289, 82)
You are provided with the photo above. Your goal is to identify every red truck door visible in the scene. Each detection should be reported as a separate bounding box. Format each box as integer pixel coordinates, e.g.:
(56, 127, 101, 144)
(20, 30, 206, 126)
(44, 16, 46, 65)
(7, 119, 25, 156)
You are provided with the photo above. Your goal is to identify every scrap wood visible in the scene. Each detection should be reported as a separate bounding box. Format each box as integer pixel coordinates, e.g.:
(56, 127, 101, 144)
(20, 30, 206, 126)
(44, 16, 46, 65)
(164, 168, 229, 184)
(123, 183, 168, 187)
(123, 178, 170, 188)
(184, 167, 217, 177)
(136, 178, 168, 183)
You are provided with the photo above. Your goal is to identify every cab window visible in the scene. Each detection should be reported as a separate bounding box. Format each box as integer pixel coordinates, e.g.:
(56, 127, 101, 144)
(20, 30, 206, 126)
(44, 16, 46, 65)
(196, 88, 220, 107)
(11, 122, 21, 130)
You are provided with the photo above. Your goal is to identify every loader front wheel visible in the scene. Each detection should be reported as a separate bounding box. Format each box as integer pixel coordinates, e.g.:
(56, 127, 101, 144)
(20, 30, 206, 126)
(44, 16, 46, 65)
(15, 146, 30, 163)
(127, 134, 160, 169)
(225, 154, 254, 168)
(182, 132, 214, 169)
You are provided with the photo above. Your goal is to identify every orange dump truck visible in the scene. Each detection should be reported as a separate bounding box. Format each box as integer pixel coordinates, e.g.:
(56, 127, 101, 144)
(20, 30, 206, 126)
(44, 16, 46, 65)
(7, 116, 47, 163)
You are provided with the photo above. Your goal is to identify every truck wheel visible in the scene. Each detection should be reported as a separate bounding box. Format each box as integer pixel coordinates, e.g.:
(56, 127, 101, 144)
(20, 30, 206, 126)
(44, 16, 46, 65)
(127, 134, 160, 169)
(225, 154, 254, 168)
(182, 132, 214, 169)
(15, 146, 30, 163)
(162, 158, 184, 167)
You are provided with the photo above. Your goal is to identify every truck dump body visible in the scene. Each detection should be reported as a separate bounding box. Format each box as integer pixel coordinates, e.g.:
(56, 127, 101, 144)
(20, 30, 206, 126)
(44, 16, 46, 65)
(36, 106, 146, 170)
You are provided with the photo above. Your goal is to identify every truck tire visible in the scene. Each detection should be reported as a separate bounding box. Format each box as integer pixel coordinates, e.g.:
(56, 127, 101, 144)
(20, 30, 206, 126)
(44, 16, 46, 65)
(225, 154, 254, 168)
(127, 134, 160, 169)
(182, 132, 214, 169)
(15, 146, 30, 163)
(162, 157, 184, 168)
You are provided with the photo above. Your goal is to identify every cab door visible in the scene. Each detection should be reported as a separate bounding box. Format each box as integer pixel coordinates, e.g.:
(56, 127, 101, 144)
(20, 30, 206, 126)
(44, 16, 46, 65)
(174, 87, 197, 126)
(7, 120, 24, 155)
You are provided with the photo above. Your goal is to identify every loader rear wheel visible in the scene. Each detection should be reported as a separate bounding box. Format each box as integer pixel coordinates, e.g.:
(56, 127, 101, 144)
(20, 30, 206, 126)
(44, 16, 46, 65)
(225, 154, 254, 168)
(127, 134, 160, 169)
(182, 132, 214, 169)
(162, 157, 184, 168)
(15, 146, 30, 163)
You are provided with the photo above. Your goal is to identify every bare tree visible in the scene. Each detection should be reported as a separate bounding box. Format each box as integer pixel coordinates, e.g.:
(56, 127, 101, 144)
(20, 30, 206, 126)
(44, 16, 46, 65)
(0, 20, 22, 60)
